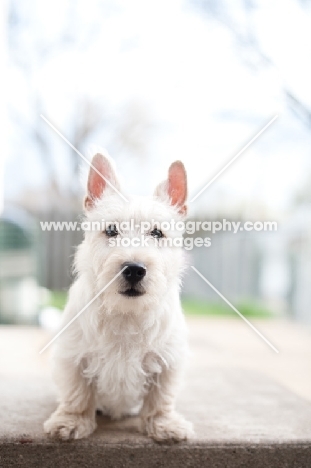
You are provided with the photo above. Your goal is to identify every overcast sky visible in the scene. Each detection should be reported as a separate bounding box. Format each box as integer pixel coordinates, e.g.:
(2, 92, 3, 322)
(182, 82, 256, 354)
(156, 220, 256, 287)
(3, 0, 311, 216)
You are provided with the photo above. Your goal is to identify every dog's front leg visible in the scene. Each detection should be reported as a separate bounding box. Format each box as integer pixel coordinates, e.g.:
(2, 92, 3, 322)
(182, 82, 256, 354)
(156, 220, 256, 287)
(44, 360, 97, 440)
(141, 366, 193, 443)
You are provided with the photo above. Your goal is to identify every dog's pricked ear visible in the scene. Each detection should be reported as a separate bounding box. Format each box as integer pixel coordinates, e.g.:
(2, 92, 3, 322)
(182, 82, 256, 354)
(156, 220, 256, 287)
(154, 161, 187, 215)
(84, 153, 120, 210)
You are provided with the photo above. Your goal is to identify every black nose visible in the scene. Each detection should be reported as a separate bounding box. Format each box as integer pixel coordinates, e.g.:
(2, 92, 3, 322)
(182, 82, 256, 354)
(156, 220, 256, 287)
(122, 262, 146, 284)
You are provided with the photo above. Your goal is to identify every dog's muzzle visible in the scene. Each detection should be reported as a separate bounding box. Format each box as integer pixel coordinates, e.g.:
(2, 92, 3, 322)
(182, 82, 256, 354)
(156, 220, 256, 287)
(120, 262, 146, 297)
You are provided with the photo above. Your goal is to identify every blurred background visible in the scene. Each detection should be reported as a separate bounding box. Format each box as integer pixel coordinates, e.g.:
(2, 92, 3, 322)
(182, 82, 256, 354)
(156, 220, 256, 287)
(1, 0, 311, 328)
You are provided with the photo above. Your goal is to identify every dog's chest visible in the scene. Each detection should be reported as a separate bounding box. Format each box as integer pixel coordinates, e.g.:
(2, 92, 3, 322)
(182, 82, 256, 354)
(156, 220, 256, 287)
(83, 333, 161, 417)
(99, 339, 146, 386)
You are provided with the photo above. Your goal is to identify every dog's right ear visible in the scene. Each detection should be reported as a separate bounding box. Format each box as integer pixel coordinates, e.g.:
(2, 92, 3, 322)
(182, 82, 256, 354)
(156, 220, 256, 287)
(84, 153, 120, 210)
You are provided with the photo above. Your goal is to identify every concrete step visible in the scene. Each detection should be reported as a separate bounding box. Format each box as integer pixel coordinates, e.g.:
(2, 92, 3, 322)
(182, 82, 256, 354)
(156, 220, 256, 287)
(1, 323, 311, 467)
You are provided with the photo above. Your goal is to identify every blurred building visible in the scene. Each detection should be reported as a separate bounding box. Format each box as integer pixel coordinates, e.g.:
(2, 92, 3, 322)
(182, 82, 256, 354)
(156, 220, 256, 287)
(0, 206, 39, 323)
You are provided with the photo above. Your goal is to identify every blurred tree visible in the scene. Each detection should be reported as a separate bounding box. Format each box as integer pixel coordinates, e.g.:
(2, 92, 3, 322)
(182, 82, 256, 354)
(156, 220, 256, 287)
(109, 101, 157, 162)
(7, 0, 158, 204)
(7, 0, 106, 198)
(189, 0, 311, 127)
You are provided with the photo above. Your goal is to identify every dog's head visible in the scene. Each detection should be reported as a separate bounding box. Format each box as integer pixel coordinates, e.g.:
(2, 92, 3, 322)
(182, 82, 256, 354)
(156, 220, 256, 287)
(76, 152, 188, 314)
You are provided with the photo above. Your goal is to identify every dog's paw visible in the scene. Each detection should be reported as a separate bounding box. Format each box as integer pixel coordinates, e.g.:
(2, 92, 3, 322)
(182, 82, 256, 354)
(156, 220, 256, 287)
(44, 411, 96, 440)
(144, 412, 194, 443)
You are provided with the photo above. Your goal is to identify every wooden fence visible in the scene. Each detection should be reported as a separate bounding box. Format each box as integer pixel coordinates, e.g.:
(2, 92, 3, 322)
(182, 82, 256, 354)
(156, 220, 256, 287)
(37, 213, 263, 304)
(37, 210, 83, 290)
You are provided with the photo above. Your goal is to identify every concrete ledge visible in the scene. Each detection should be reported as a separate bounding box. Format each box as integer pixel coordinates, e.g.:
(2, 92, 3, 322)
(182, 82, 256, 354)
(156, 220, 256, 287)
(1, 323, 311, 467)
(1, 370, 311, 468)
(1, 442, 311, 468)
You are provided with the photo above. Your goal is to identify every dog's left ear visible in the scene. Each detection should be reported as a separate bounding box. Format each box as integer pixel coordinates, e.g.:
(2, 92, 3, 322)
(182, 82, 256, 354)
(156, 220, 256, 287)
(84, 153, 120, 210)
(154, 161, 187, 216)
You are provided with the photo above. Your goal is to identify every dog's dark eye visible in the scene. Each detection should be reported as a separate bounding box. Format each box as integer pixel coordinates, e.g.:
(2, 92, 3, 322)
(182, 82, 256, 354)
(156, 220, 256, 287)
(150, 228, 163, 239)
(105, 224, 118, 237)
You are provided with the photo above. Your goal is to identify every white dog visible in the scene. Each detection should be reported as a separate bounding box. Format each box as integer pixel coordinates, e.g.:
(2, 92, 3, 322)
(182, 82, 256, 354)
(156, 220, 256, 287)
(44, 153, 193, 442)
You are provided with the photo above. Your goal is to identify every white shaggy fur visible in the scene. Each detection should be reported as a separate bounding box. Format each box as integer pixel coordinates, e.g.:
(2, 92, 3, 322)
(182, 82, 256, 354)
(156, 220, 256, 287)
(44, 153, 193, 442)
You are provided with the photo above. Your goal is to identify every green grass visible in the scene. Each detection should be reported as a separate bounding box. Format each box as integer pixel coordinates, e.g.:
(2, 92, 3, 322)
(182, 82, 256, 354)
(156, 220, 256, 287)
(44, 290, 68, 310)
(182, 297, 274, 318)
(45, 291, 273, 318)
